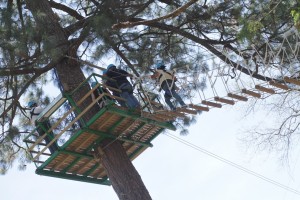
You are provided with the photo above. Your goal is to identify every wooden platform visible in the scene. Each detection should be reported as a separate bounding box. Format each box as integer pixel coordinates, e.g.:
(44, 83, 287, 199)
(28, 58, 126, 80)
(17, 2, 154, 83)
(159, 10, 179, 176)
(24, 78, 201, 185)
(29, 105, 175, 185)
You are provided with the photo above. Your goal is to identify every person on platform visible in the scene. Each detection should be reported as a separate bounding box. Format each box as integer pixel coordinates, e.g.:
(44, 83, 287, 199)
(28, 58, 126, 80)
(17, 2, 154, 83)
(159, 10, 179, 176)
(151, 62, 186, 110)
(28, 100, 59, 154)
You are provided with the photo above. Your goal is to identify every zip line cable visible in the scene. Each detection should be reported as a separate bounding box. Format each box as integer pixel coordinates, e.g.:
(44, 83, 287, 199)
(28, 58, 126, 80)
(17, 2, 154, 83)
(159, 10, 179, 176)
(164, 132, 300, 196)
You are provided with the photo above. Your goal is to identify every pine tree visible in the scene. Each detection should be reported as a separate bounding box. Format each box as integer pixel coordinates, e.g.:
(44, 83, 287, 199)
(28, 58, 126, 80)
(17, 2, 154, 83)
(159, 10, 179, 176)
(0, 0, 297, 199)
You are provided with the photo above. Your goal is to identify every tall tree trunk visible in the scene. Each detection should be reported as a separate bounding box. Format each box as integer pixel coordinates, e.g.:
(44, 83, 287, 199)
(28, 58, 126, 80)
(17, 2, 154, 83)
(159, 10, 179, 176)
(98, 140, 152, 200)
(25, 1, 152, 199)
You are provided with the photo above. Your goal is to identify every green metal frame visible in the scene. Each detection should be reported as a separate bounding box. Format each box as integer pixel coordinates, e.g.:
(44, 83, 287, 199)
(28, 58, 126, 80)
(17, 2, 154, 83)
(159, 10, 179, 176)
(35, 169, 110, 185)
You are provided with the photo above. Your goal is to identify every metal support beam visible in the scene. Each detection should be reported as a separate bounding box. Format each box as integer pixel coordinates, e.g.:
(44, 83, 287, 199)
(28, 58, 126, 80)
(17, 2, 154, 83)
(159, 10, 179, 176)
(36, 169, 111, 185)
(60, 150, 94, 160)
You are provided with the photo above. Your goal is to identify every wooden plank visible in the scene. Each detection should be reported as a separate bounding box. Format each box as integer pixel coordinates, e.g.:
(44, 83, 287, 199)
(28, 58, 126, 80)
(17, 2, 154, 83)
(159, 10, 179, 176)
(102, 84, 122, 93)
(143, 110, 183, 120)
(75, 134, 97, 152)
(269, 80, 289, 90)
(137, 125, 159, 142)
(283, 77, 300, 86)
(114, 119, 140, 137)
(76, 160, 98, 175)
(105, 93, 126, 102)
(176, 107, 198, 115)
(164, 110, 186, 118)
(145, 115, 166, 122)
(97, 170, 107, 179)
(24, 139, 47, 146)
(152, 110, 185, 118)
(30, 150, 51, 156)
(201, 100, 222, 108)
(227, 93, 248, 101)
(36, 93, 66, 120)
(241, 89, 261, 98)
(141, 98, 164, 108)
(151, 113, 174, 121)
(93, 113, 116, 130)
(53, 154, 73, 171)
(188, 104, 209, 112)
(71, 159, 93, 175)
(214, 97, 235, 105)
(255, 85, 275, 94)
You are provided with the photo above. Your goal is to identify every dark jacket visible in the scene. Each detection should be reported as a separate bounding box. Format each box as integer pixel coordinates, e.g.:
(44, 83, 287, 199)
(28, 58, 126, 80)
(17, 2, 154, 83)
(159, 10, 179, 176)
(106, 68, 131, 86)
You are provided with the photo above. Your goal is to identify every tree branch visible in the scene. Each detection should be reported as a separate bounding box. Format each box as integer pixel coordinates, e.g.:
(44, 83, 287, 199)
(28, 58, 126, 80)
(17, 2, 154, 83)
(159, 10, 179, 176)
(110, 42, 139, 76)
(144, 21, 275, 82)
(49, 0, 84, 20)
(64, 17, 90, 36)
(0, 60, 57, 76)
(112, 0, 199, 29)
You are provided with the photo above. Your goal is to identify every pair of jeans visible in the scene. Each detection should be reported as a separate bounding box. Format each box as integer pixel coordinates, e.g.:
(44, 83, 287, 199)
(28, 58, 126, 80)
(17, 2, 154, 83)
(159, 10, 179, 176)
(119, 83, 140, 109)
(162, 80, 186, 110)
(113, 92, 127, 107)
(37, 120, 59, 154)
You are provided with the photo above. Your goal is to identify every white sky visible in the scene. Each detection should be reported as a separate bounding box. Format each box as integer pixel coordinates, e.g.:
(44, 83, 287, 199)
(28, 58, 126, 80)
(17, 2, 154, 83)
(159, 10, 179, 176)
(1, 1, 299, 198)
(1, 99, 300, 200)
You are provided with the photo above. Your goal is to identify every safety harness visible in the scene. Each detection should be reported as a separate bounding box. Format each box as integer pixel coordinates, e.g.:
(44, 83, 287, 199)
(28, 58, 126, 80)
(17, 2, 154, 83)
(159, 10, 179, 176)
(156, 69, 176, 89)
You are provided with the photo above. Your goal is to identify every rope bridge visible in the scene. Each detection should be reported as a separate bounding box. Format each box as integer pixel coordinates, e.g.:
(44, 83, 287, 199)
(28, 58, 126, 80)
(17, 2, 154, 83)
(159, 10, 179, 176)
(140, 27, 300, 113)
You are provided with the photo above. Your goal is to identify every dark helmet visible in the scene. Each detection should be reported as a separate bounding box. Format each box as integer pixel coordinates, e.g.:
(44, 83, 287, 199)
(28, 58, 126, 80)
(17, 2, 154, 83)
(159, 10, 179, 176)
(156, 62, 165, 70)
(107, 64, 116, 70)
(27, 100, 37, 108)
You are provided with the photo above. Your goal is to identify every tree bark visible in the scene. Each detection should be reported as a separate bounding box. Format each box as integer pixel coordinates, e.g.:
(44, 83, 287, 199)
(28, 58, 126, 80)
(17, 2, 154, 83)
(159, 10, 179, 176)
(24, 1, 152, 199)
(98, 140, 152, 200)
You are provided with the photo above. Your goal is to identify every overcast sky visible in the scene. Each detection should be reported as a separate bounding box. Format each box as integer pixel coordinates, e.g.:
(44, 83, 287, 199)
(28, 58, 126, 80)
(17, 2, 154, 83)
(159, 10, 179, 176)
(2, 98, 300, 200)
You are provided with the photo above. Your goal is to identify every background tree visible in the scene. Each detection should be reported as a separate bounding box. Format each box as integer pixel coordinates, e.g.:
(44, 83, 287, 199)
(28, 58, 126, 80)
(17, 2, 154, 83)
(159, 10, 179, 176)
(0, 0, 298, 199)
(291, 3, 300, 29)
